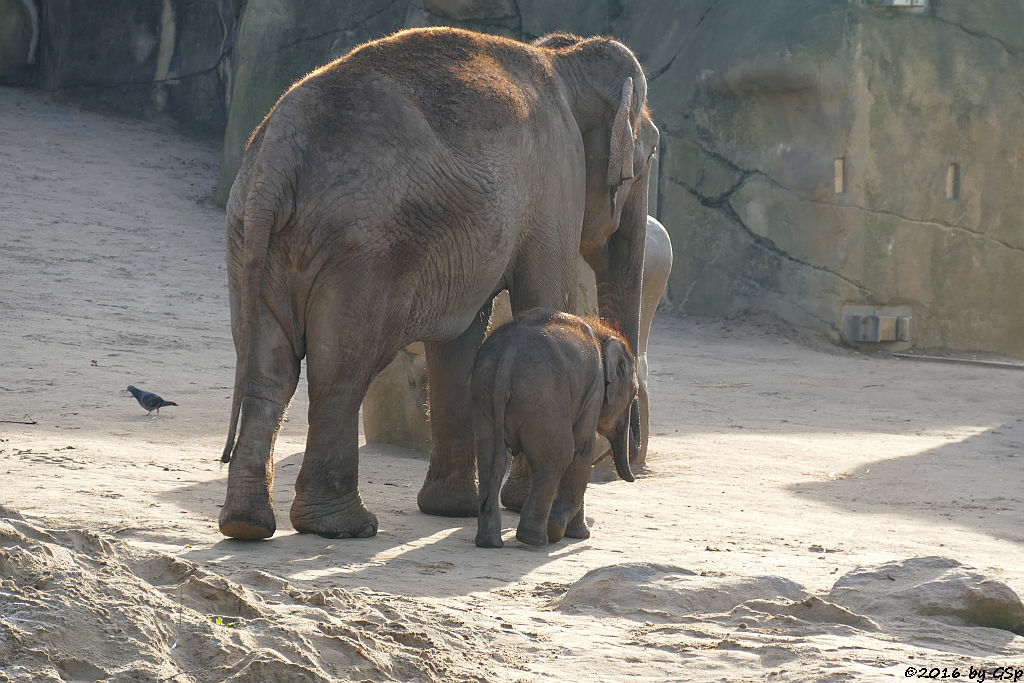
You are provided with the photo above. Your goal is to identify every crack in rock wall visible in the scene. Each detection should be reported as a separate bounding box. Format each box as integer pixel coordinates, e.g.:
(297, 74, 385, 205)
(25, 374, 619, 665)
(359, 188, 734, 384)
(17, 0, 1024, 355)
(649, 0, 1024, 355)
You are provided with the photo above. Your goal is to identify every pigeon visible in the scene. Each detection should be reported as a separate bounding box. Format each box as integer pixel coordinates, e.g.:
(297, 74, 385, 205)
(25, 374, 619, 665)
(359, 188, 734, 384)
(127, 385, 177, 416)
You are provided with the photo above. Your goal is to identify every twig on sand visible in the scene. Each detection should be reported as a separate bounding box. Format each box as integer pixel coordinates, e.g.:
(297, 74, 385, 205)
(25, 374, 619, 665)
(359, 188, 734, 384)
(0, 415, 36, 425)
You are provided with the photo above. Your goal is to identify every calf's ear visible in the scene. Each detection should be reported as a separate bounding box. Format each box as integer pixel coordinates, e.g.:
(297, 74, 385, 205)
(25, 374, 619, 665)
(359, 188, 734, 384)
(603, 337, 633, 410)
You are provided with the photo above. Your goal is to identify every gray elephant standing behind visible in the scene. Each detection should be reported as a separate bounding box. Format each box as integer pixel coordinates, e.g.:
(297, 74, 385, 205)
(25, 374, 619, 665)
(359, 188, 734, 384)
(473, 309, 637, 548)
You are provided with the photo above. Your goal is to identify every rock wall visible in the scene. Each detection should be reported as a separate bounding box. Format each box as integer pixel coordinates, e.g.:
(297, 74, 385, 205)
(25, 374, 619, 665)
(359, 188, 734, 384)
(0, 0, 38, 84)
(31, 0, 242, 139)
(653, 0, 1024, 356)
(19, 0, 1024, 356)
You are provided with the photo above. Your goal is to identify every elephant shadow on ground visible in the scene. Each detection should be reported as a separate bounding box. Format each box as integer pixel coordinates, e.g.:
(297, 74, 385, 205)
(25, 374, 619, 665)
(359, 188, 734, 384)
(790, 419, 1024, 546)
(161, 445, 589, 599)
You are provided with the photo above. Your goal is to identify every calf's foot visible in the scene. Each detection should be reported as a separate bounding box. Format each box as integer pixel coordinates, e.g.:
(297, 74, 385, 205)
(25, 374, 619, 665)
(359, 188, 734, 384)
(475, 529, 504, 548)
(564, 513, 591, 539)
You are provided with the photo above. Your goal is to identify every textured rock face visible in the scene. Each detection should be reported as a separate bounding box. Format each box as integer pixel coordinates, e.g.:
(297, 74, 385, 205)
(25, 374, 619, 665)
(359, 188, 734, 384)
(215, 0, 410, 201)
(362, 344, 430, 451)
(648, 0, 1024, 355)
(0, 0, 38, 84)
(35, 0, 242, 139)
(27, 0, 1024, 355)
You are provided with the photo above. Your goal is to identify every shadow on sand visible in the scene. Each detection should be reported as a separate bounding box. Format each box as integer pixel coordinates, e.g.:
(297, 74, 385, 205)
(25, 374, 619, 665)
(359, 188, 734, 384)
(790, 418, 1024, 545)
(159, 443, 589, 599)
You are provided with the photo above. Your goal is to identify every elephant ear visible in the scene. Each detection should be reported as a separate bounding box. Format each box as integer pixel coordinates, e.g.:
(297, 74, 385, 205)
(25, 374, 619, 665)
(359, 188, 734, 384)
(603, 336, 633, 412)
(606, 76, 636, 189)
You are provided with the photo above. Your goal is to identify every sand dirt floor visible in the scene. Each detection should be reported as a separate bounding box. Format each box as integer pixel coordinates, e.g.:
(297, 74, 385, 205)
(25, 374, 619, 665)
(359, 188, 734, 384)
(2, 86, 1024, 682)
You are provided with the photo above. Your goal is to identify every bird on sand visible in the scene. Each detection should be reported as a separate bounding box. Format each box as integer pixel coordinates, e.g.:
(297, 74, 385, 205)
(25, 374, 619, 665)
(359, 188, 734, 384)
(127, 385, 178, 416)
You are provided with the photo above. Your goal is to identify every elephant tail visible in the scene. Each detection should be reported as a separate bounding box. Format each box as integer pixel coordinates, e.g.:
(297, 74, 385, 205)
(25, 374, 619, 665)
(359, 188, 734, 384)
(474, 349, 512, 513)
(222, 175, 286, 464)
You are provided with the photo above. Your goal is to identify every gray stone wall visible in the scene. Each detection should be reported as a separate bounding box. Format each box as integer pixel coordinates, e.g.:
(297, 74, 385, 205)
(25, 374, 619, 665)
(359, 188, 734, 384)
(15, 0, 1024, 356)
(655, 0, 1024, 355)
(31, 0, 242, 139)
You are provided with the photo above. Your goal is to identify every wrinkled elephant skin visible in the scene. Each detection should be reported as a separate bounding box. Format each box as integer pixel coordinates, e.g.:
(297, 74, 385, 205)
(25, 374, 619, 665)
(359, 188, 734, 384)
(472, 309, 637, 548)
(219, 27, 657, 539)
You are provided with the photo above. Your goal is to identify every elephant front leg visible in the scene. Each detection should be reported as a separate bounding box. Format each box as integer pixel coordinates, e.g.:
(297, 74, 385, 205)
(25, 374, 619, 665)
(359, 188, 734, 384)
(563, 504, 590, 539)
(418, 308, 490, 517)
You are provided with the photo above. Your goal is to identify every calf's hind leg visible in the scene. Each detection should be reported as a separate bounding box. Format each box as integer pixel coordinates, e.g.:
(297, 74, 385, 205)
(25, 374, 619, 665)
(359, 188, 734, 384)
(547, 436, 594, 542)
(473, 408, 507, 548)
(516, 422, 574, 547)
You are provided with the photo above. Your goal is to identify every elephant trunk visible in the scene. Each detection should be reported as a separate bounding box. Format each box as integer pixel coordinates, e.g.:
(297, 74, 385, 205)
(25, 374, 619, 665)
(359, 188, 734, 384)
(610, 414, 634, 482)
(629, 399, 641, 460)
(596, 169, 649, 477)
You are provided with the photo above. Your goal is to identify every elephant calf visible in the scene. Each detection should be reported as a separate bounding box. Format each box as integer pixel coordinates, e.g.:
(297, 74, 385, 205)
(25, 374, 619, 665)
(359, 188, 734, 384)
(472, 308, 637, 548)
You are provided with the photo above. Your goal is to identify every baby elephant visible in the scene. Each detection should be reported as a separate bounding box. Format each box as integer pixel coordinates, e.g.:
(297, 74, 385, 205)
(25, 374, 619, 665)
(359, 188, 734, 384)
(472, 308, 638, 548)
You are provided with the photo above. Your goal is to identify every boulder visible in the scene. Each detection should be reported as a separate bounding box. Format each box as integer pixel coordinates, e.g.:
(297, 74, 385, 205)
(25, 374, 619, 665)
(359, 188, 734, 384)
(549, 563, 809, 621)
(828, 556, 1024, 635)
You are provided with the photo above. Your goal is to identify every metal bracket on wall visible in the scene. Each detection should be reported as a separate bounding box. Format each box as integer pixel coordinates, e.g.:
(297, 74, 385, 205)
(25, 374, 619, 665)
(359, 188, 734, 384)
(841, 305, 913, 350)
(865, 0, 927, 8)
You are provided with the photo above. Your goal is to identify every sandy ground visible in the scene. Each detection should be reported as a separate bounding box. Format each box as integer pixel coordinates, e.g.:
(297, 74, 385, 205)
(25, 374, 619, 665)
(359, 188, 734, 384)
(2, 86, 1024, 682)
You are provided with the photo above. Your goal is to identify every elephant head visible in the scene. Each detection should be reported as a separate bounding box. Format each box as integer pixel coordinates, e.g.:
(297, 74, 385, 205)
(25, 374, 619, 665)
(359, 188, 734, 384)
(537, 33, 660, 472)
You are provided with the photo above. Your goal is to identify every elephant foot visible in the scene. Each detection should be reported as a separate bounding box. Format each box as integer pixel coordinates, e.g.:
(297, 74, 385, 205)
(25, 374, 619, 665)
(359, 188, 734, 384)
(220, 511, 276, 540)
(417, 479, 478, 517)
(475, 529, 504, 548)
(546, 519, 565, 543)
(290, 496, 379, 539)
(220, 479, 276, 540)
(515, 525, 547, 547)
(564, 514, 590, 539)
(417, 474, 478, 518)
(500, 454, 531, 512)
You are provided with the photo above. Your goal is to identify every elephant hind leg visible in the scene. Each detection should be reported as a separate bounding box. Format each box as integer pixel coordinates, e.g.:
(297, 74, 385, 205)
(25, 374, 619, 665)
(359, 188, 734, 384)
(220, 302, 301, 540)
(547, 436, 594, 543)
(473, 425, 507, 548)
(289, 289, 397, 538)
(500, 453, 531, 512)
(291, 378, 380, 538)
(515, 424, 573, 547)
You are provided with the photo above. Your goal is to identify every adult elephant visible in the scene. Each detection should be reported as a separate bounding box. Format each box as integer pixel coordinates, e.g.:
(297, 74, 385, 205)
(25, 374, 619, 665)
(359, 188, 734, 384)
(219, 27, 659, 540)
